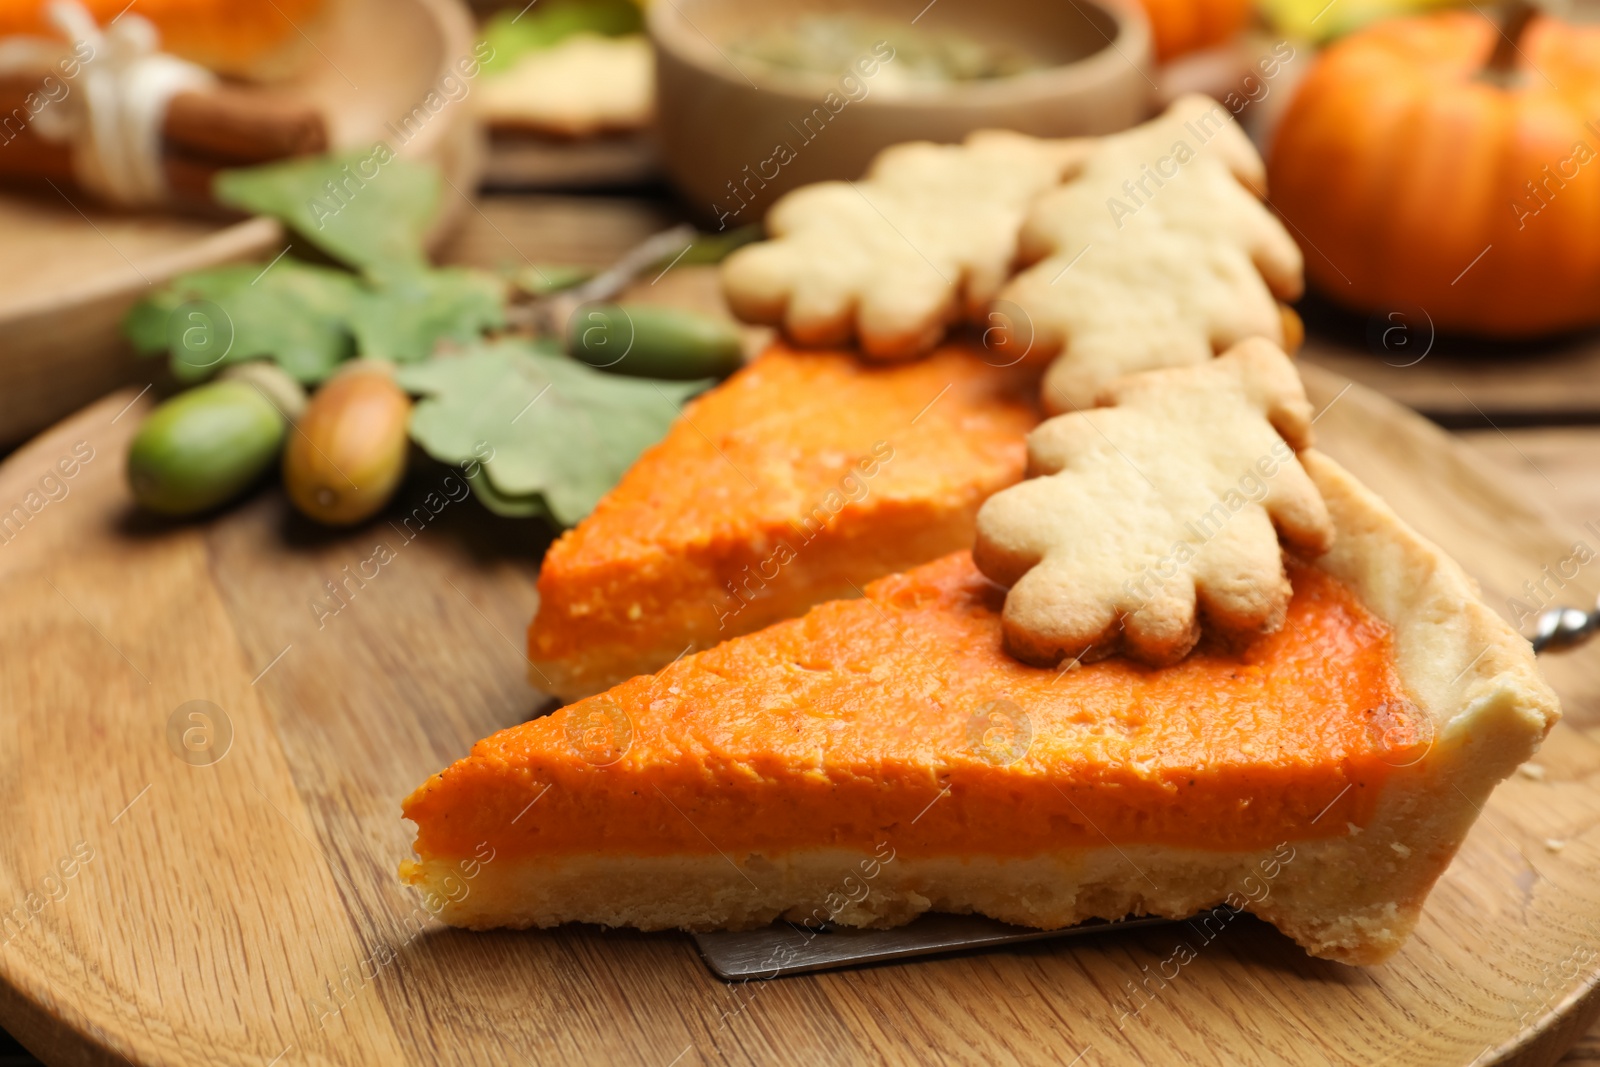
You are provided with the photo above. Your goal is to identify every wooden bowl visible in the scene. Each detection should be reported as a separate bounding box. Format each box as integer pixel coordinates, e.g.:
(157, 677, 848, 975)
(0, 0, 484, 450)
(649, 0, 1153, 227)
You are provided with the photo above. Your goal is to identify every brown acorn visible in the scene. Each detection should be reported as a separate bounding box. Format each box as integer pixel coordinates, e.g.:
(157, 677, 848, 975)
(283, 362, 411, 525)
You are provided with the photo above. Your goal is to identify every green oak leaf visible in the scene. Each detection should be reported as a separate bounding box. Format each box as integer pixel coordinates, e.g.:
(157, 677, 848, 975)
(214, 149, 439, 277)
(124, 259, 360, 383)
(465, 470, 552, 519)
(350, 268, 507, 362)
(512, 263, 593, 296)
(397, 339, 707, 525)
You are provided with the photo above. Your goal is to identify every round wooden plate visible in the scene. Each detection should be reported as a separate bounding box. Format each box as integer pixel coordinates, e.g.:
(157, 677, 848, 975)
(1, 365, 1598, 1066)
(0, 0, 484, 451)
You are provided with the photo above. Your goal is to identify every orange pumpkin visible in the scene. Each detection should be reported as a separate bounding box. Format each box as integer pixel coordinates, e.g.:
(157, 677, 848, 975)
(1269, 9, 1600, 338)
(0, 0, 328, 78)
(1138, 0, 1254, 63)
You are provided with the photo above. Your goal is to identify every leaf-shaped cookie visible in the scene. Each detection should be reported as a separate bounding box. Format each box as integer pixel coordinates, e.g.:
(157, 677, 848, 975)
(972, 339, 1332, 668)
(996, 95, 1304, 413)
(720, 130, 1090, 359)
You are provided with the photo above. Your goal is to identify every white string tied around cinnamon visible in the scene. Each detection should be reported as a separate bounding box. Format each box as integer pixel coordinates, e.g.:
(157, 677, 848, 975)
(0, 0, 214, 205)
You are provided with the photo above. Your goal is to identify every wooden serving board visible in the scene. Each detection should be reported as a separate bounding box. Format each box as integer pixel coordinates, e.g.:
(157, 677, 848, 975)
(2, 366, 1600, 1067)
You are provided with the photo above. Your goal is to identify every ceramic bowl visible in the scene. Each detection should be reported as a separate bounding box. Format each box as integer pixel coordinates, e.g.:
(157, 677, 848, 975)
(649, 0, 1153, 226)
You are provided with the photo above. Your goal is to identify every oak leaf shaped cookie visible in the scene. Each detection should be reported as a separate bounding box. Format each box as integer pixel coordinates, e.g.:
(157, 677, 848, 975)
(996, 95, 1304, 414)
(720, 130, 1090, 359)
(972, 339, 1332, 668)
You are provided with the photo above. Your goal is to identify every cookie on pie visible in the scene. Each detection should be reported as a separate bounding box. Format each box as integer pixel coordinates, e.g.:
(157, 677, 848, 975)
(974, 339, 1332, 668)
(403, 452, 1558, 965)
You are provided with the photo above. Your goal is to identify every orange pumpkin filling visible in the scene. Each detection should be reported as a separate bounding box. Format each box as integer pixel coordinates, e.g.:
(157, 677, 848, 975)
(409, 552, 1418, 862)
(526, 342, 1037, 697)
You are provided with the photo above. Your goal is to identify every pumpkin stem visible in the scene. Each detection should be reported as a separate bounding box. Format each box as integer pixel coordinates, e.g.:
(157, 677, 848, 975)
(1485, 0, 1538, 78)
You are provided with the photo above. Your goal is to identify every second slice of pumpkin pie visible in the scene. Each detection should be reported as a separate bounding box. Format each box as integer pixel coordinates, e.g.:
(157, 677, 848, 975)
(526, 340, 1038, 701)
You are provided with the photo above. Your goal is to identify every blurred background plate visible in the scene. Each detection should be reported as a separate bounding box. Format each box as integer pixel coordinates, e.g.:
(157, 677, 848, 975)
(479, 131, 657, 191)
(0, 0, 484, 451)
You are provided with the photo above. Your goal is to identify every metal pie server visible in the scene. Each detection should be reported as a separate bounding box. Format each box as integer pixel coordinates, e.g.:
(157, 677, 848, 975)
(694, 601, 1599, 980)
(694, 913, 1175, 981)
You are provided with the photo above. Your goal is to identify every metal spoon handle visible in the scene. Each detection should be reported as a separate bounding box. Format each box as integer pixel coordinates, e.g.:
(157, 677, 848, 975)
(1532, 599, 1600, 654)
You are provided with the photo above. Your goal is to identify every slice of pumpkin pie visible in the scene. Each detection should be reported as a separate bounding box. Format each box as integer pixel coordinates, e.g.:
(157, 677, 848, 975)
(526, 340, 1038, 701)
(403, 451, 1557, 964)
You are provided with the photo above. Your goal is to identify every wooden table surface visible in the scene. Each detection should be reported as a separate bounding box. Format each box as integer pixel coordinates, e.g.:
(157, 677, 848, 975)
(6, 187, 1600, 1066)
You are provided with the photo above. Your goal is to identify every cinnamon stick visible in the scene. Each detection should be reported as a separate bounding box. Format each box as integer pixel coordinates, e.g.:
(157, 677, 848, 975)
(165, 83, 328, 163)
(0, 72, 327, 167)
(0, 124, 216, 201)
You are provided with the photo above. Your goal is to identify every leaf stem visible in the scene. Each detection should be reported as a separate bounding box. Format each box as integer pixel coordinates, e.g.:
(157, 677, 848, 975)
(1484, 0, 1537, 80)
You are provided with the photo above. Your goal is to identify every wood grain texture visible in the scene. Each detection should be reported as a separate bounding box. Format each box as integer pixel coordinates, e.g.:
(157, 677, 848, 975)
(434, 192, 682, 272)
(1462, 429, 1600, 532)
(1, 367, 1599, 1066)
(1297, 318, 1600, 425)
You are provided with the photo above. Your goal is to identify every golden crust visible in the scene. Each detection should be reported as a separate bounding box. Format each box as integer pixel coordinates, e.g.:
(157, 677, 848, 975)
(399, 837, 1430, 966)
(1303, 449, 1558, 747)
(1282, 450, 1560, 960)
